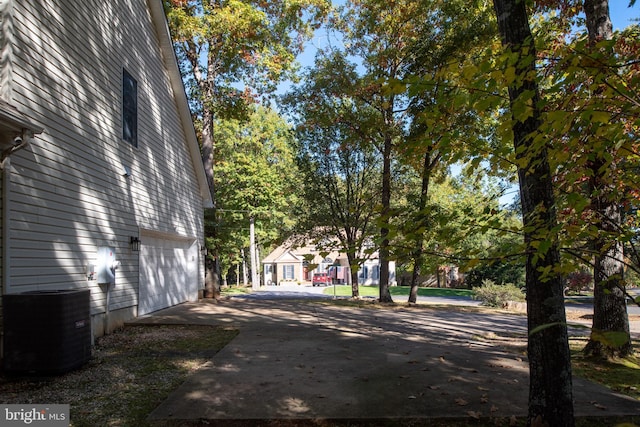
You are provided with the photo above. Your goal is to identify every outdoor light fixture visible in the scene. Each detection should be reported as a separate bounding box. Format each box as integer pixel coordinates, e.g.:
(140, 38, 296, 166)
(200, 245, 208, 256)
(130, 236, 141, 252)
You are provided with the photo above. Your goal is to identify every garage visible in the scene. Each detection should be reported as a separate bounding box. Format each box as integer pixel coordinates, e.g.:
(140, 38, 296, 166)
(139, 232, 199, 315)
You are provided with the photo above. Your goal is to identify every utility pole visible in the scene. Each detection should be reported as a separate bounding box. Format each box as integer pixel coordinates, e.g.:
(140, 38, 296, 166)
(255, 246, 261, 285)
(250, 217, 259, 290)
(241, 249, 248, 287)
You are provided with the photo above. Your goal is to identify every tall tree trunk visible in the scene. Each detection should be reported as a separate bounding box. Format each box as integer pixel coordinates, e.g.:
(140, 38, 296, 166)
(347, 252, 361, 298)
(492, 0, 575, 425)
(582, 0, 631, 358)
(584, 0, 612, 40)
(379, 132, 394, 303)
(584, 196, 631, 357)
(409, 149, 435, 303)
(202, 107, 220, 299)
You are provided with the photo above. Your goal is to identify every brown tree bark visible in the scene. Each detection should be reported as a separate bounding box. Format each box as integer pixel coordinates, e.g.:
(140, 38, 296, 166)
(492, 0, 575, 425)
(584, 197, 631, 357)
(582, 0, 631, 358)
(346, 251, 361, 299)
(379, 132, 394, 303)
(409, 148, 437, 303)
(202, 102, 220, 299)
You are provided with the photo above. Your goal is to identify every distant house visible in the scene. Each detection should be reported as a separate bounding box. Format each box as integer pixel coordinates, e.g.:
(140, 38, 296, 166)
(262, 237, 395, 286)
(0, 0, 212, 342)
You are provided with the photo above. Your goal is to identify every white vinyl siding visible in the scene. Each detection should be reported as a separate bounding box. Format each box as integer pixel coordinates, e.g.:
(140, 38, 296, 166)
(6, 0, 205, 318)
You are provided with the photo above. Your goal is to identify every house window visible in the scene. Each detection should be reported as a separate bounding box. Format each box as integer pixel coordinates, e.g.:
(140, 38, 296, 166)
(283, 265, 294, 280)
(122, 69, 137, 147)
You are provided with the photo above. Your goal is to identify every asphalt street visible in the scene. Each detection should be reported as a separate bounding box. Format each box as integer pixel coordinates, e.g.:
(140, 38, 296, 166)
(231, 283, 640, 336)
(234, 283, 640, 312)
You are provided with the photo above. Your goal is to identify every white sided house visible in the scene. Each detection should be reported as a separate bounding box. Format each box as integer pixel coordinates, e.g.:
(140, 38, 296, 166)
(0, 0, 212, 352)
(262, 238, 396, 287)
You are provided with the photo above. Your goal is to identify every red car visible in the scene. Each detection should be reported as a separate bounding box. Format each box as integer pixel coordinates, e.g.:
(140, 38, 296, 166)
(312, 273, 332, 286)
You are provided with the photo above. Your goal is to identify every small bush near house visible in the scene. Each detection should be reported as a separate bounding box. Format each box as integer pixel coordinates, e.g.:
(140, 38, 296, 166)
(473, 280, 525, 308)
(566, 271, 593, 295)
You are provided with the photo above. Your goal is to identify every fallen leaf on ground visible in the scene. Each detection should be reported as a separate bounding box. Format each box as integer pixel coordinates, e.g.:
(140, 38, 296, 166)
(467, 411, 481, 419)
(455, 398, 468, 406)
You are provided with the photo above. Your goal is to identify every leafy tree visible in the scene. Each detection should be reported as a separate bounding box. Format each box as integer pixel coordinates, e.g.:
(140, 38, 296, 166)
(164, 0, 329, 296)
(530, 0, 639, 357)
(212, 106, 301, 286)
(465, 262, 525, 289)
(316, 0, 516, 305)
(579, 0, 633, 358)
(399, 0, 498, 301)
(446, 174, 525, 290)
(284, 53, 382, 297)
(492, 0, 575, 424)
(391, 168, 523, 289)
(329, 0, 424, 303)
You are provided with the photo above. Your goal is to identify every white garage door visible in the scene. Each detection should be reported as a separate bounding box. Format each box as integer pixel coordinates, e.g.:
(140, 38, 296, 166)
(139, 234, 199, 315)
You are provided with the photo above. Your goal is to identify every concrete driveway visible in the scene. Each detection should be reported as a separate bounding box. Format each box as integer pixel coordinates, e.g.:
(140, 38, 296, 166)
(131, 296, 640, 424)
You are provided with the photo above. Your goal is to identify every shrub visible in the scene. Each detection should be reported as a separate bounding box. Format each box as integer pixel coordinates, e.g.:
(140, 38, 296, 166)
(464, 261, 525, 289)
(566, 271, 593, 295)
(473, 279, 525, 308)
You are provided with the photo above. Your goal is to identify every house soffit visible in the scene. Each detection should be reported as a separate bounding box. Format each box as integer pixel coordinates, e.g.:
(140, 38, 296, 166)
(0, 102, 43, 166)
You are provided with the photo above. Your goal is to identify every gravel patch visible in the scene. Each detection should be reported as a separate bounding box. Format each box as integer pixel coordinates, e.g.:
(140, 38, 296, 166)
(0, 325, 238, 426)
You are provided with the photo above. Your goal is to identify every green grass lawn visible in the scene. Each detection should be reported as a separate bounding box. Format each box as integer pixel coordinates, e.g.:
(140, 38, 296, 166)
(322, 284, 474, 298)
(220, 285, 252, 296)
(570, 337, 640, 402)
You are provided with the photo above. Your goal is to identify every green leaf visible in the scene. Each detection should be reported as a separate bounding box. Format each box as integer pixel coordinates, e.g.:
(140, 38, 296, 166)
(590, 330, 630, 348)
(504, 66, 516, 85)
(537, 239, 551, 255)
(590, 110, 611, 124)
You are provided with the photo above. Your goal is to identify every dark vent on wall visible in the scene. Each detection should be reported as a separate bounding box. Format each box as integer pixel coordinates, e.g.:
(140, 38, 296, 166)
(3, 289, 91, 375)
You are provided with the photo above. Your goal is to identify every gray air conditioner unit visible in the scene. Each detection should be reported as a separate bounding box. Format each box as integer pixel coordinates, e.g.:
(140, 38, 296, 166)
(3, 289, 91, 375)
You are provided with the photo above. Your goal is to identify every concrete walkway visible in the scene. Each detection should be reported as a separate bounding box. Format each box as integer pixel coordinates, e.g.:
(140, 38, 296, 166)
(129, 297, 640, 424)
